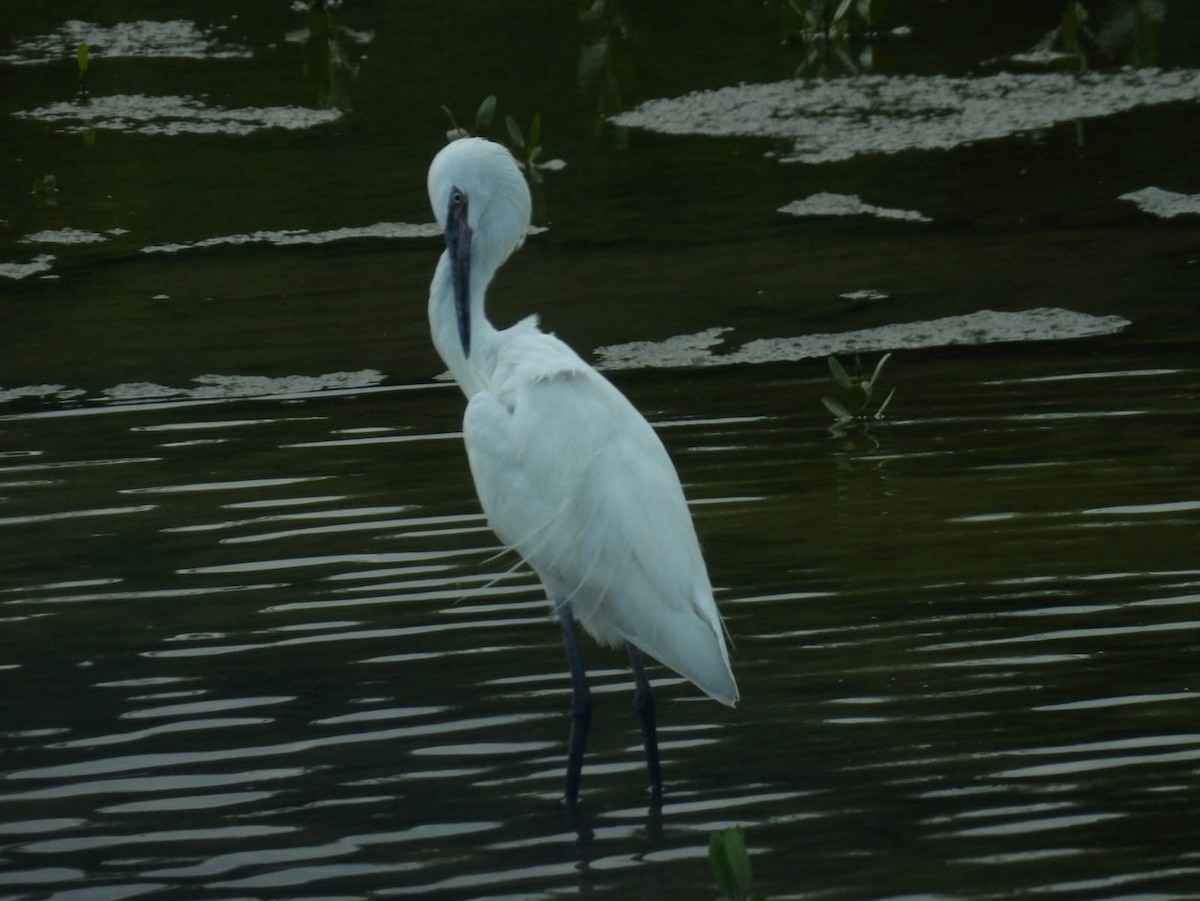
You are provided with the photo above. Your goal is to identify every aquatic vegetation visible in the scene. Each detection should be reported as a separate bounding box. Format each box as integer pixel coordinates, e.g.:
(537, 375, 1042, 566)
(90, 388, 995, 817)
(505, 112, 544, 173)
(709, 826, 767, 901)
(780, 0, 887, 43)
(779, 0, 890, 76)
(30, 174, 57, 206)
(291, 0, 370, 109)
(1043, 0, 1165, 70)
(821, 352, 895, 426)
(577, 0, 638, 129)
(76, 42, 89, 101)
(443, 94, 498, 142)
(443, 96, 545, 175)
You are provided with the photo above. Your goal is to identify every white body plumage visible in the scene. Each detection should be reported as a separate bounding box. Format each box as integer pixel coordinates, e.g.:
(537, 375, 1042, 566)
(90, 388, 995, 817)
(426, 138, 738, 715)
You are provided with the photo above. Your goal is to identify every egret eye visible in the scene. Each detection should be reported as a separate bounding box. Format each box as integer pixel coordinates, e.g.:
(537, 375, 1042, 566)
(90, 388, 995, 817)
(450, 189, 465, 206)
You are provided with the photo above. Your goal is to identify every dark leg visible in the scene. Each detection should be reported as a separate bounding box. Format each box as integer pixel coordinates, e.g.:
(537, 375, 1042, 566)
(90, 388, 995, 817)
(627, 643, 663, 800)
(558, 602, 591, 806)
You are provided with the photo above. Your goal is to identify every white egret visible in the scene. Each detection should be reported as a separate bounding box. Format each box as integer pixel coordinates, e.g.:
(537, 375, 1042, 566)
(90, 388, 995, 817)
(426, 137, 738, 804)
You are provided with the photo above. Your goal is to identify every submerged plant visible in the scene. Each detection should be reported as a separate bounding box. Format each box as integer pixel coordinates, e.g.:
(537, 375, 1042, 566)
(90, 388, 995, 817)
(821, 352, 895, 426)
(709, 826, 767, 901)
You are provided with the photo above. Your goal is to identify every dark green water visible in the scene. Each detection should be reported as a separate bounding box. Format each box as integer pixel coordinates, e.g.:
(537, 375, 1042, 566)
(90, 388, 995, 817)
(3, 2, 1200, 898)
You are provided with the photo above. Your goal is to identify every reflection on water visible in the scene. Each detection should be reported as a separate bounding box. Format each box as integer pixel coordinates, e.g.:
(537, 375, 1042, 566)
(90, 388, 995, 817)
(2, 360, 1199, 898)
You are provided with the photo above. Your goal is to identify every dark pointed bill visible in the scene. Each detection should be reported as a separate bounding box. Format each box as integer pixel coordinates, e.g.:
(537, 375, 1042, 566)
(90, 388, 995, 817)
(446, 191, 472, 356)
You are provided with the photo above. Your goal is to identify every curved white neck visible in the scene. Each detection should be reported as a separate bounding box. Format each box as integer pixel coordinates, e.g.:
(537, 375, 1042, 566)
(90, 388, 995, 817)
(428, 251, 497, 398)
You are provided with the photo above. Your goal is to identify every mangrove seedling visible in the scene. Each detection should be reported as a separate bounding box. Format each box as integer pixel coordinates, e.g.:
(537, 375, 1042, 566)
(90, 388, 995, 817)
(505, 111, 543, 172)
(77, 42, 90, 102)
(31, 174, 58, 205)
(442, 96, 545, 176)
(443, 94, 498, 142)
(821, 352, 895, 425)
(781, 0, 887, 43)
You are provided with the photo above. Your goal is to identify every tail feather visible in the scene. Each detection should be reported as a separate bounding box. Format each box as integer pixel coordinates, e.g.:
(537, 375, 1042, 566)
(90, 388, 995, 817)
(628, 609, 739, 707)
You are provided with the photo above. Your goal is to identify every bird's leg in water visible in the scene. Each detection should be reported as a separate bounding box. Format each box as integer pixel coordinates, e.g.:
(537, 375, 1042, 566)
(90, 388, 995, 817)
(557, 602, 591, 806)
(627, 643, 663, 800)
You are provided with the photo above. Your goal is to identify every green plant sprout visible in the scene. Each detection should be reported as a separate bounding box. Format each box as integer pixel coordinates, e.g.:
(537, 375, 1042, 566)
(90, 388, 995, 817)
(709, 826, 767, 901)
(1048, 0, 1161, 71)
(821, 352, 896, 425)
(77, 42, 90, 102)
(505, 112, 542, 172)
(443, 94, 495, 141)
(780, 0, 886, 44)
(31, 174, 58, 206)
(443, 96, 544, 174)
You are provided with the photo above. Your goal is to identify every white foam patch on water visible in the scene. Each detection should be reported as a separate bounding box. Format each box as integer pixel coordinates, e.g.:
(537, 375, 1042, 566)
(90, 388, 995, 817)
(20, 229, 110, 246)
(14, 95, 342, 136)
(0, 372, 388, 410)
(840, 289, 889, 302)
(611, 69, 1200, 163)
(780, 192, 931, 222)
(0, 255, 55, 280)
(1, 20, 251, 65)
(141, 223, 442, 255)
(1119, 187, 1200, 219)
(598, 328, 735, 370)
(101, 371, 388, 403)
(0, 385, 86, 404)
(595, 308, 1131, 370)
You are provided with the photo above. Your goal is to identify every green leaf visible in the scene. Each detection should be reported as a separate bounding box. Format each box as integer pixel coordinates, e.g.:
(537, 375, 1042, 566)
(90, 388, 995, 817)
(833, 0, 854, 26)
(708, 827, 753, 897)
(505, 114, 525, 149)
(529, 113, 541, 151)
(722, 827, 753, 895)
(846, 381, 869, 412)
(822, 396, 852, 422)
(709, 832, 737, 896)
(1060, 1, 1086, 51)
(780, 0, 803, 38)
(859, 0, 886, 26)
(827, 355, 853, 390)
(869, 352, 892, 388)
(875, 386, 896, 419)
(863, 352, 891, 393)
(474, 94, 497, 131)
(76, 42, 89, 75)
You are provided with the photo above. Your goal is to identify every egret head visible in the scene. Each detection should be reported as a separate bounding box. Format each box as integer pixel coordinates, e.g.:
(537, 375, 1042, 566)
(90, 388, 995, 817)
(428, 138, 532, 356)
